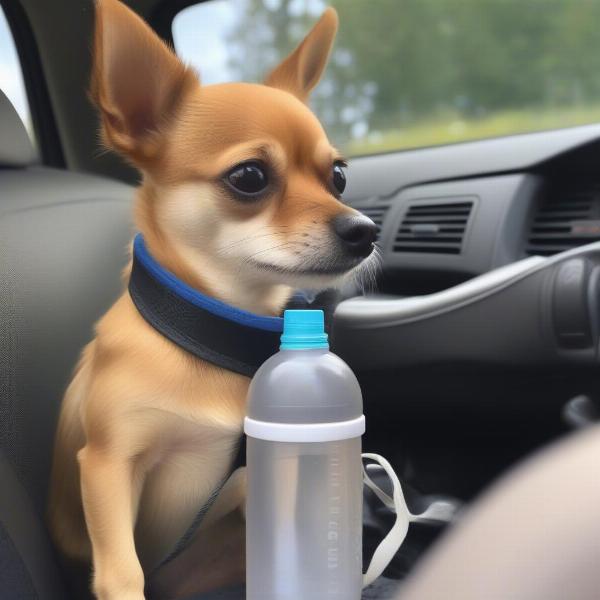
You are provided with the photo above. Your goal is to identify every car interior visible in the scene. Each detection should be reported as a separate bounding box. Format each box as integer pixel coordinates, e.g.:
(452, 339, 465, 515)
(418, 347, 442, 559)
(1, 1, 600, 599)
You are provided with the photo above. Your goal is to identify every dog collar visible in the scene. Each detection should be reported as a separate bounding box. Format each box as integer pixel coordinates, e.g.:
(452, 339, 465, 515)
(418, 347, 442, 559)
(128, 234, 283, 376)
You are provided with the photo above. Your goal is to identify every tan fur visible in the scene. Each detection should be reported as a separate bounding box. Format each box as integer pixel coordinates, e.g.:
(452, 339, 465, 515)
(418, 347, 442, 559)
(48, 2, 371, 599)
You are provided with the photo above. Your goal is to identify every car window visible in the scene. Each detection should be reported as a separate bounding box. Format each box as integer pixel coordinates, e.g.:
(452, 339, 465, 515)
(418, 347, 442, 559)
(0, 4, 34, 144)
(173, 0, 600, 157)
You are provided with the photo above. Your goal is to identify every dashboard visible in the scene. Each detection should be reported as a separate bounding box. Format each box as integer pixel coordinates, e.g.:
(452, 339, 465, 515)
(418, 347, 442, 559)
(346, 123, 600, 295)
(328, 124, 600, 418)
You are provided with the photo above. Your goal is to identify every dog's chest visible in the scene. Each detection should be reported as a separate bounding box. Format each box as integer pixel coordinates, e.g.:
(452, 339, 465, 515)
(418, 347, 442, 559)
(134, 411, 243, 569)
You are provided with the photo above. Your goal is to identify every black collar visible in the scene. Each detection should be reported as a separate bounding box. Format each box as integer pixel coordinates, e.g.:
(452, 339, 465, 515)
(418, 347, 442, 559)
(128, 235, 283, 377)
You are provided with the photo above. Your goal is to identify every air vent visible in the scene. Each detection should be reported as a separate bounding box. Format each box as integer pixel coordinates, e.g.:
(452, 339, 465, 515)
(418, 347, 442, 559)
(394, 201, 474, 254)
(357, 205, 389, 239)
(526, 186, 600, 256)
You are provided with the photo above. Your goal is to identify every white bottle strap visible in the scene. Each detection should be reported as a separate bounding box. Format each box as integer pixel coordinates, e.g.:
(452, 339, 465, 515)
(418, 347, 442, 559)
(361, 453, 411, 588)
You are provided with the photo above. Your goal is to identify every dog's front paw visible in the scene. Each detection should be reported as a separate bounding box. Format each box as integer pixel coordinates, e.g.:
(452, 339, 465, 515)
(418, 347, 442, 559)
(93, 566, 146, 600)
(94, 582, 146, 600)
(96, 592, 146, 600)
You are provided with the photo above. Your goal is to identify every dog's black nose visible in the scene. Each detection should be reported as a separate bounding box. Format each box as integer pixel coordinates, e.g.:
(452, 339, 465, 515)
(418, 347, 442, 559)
(332, 213, 377, 258)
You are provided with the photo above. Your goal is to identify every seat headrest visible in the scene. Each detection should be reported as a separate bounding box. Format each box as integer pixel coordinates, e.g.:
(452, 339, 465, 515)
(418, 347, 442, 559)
(0, 88, 36, 167)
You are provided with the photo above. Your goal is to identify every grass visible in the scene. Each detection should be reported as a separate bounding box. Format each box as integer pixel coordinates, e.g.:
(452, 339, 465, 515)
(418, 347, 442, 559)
(346, 105, 600, 156)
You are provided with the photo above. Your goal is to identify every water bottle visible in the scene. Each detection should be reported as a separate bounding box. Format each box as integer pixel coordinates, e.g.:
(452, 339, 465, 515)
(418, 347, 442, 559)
(245, 309, 365, 600)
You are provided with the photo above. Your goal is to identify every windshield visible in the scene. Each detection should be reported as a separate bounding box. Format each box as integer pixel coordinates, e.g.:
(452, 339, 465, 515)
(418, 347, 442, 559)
(173, 0, 600, 156)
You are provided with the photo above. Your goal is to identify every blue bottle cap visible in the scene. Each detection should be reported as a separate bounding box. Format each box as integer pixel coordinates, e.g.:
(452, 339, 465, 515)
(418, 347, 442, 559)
(280, 309, 329, 350)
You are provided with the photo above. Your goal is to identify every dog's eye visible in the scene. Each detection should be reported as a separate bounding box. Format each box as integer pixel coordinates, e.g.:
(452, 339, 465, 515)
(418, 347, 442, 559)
(226, 162, 268, 197)
(332, 162, 347, 195)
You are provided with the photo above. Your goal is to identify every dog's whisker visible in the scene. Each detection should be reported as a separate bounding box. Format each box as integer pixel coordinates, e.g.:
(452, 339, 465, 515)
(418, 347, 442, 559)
(351, 245, 381, 294)
(216, 230, 291, 255)
(235, 241, 303, 277)
(243, 241, 303, 263)
(218, 231, 314, 257)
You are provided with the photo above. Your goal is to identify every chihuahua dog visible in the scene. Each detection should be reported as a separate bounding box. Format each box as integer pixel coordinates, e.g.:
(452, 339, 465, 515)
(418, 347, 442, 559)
(48, 1, 377, 598)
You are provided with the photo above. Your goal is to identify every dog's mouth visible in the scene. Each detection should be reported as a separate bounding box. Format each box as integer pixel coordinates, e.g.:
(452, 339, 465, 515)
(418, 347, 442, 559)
(251, 261, 356, 276)
(249, 251, 371, 278)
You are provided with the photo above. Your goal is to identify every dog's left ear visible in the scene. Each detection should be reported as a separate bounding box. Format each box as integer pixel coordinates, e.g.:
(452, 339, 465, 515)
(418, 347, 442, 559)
(265, 7, 338, 102)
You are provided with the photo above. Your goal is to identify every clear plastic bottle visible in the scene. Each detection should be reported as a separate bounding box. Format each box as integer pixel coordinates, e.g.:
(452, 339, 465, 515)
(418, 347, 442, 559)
(245, 310, 365, 600)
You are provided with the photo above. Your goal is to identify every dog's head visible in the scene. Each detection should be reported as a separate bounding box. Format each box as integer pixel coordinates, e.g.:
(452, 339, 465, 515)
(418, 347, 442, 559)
(92, 0, 378, 311)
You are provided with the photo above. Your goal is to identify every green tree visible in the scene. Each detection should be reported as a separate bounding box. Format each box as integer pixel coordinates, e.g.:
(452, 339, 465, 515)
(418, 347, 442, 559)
(225, 0, 600, 152)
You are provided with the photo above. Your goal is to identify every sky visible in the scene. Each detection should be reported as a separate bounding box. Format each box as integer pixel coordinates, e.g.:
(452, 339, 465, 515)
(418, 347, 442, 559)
(0, 7, 30, 134)
(173, 0, 238, 84)
(172, 0, 327, 84)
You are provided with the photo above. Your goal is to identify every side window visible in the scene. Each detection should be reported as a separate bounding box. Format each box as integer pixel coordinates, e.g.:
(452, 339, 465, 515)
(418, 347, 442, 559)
(172, 0, 345, 148)
(0, 5, 34, 143)
(174, 1, 600, 156)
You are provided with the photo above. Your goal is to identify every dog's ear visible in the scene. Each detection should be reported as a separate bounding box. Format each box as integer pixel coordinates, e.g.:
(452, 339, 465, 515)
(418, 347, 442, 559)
(265, 7, 338, 102)
(90, 0, 197, 164)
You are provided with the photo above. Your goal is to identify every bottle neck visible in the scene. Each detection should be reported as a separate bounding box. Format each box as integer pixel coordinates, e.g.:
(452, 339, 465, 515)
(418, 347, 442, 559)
(279, 309, 329, 350)
(279, 346, 330, 354)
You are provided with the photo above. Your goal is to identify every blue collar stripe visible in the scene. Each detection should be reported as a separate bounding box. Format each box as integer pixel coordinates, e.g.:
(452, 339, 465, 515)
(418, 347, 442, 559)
(133, 234, 283, 333)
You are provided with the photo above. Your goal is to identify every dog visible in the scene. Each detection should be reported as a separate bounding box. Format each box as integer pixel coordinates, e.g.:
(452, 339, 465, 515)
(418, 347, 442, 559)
(48, 1, 377, 598)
